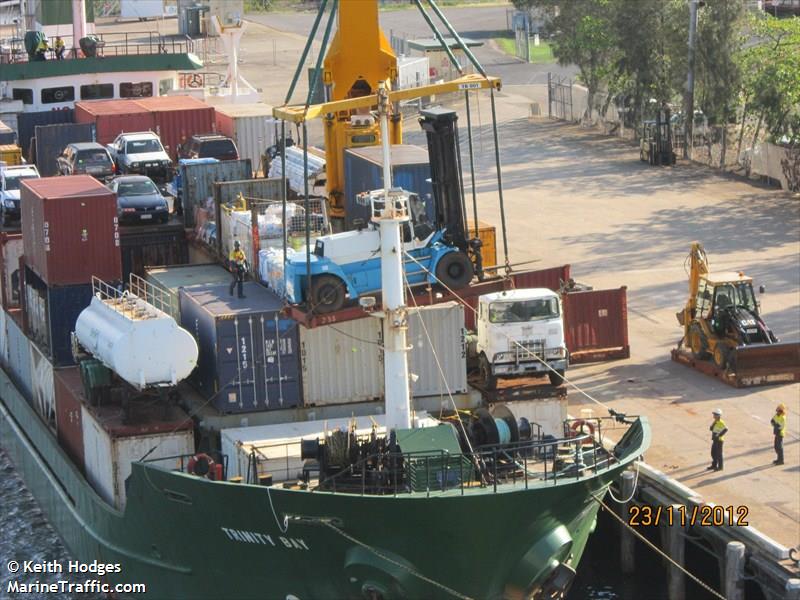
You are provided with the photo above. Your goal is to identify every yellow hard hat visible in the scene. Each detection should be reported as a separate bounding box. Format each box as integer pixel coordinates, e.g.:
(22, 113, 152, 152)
(777, 404, 786, 413)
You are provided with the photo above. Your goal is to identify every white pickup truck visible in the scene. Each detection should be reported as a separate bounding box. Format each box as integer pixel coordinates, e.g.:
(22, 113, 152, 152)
(0, 164, 40, 227)
(106, 131, 172, 182)
(470, 288, 568, 389)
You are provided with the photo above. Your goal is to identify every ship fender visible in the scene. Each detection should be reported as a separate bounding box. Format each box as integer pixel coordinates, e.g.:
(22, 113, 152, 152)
(344, 546, 430, 600)
(504, 524, 574, 599)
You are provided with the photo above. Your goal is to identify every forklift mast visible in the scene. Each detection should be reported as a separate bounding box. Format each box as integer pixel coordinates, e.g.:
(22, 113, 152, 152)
(419, 107, 468, 252)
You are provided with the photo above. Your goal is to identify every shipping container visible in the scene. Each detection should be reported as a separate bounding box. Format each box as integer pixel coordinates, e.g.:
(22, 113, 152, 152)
(0, 233, 23, 309)
(29, 340, 56, 430)
(465, 220, 497, 270)
(75, 99, 156, 146)
(0, 120, 15, 145)
(179, 282, 301, 413)
(563, 287, 630, 363)
(135, 95, 216, 160)
(214, 103, 276, 176)
(0, 144, 23, 165)
(34, 122, 97, 177)
(344, 145, 434, 229)
(5, 309, 32, 398)
(180, 159, 252, 228)
(145, 263, 232, 321)
(301, 302, 467, 406)
(18, 110, 75, 162)
(120, 221, 189, 283)
(24, 265, 94, 366)
(21, 175, 121, 286)
(82, 401, 194, 509)
(53, 366, 85, 471)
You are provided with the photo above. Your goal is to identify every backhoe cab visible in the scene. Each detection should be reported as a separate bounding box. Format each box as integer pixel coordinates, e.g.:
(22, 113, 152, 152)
(675, 242, 800, 386)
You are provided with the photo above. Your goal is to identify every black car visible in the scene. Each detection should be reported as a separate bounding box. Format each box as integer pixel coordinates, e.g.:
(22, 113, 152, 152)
(177, 134, 239, 161)
(108, 175, 169, 224)
(57, 142, 116, 180)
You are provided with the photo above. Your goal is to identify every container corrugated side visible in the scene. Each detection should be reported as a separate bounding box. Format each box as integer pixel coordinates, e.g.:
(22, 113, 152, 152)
(179, 282, 302, 413)
(17, 110, 74, 162)
(214, 104, 276, 176)
(120, 222, 189, 283)
(54, 366, 85, 471)
(29, 340, 56, 430)
(75, 99, 156, 146)
(34, 122, 96, 176)
(407, 303, 467, 397)
(0, 309, 7, 366)
(563, 287, 630, 361)
(81, 404, 194, 509)
(5, 309, 32, 398)
(136, 96, 216, 160)
(21, 175, 122, 286)
(145, 263, 232, 321)
(181, 159, 252, 228)
(0, 233, 23, 309)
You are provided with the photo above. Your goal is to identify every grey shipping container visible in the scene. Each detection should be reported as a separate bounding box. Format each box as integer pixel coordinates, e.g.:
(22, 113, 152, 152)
(213, 178, 284, 254)
(145, 263, 233, 321)
(300, 302, 467, 406)
(179, 282, 301, 413)
(120, 221, 189, 283)
(5, 309, 33, 398)
(35, 122, 97, 176)
(0, 120, 15, 145)
(344, 145, 434, 229)
(18, 110, 75, 162)
(180, 159, 252, 228)
(24, 265, 94, 367)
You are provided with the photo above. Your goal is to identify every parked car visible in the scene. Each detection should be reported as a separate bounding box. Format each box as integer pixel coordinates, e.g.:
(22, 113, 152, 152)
(106, 132, 172, 182)
(57, 142, 116, 180)
(108, 175, 169, 224)
(177, 133, 239, 161)
(1, 164, 40, 227)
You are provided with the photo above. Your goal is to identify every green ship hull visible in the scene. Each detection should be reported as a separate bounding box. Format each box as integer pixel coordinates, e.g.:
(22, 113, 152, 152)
(1, 366, 649, 599)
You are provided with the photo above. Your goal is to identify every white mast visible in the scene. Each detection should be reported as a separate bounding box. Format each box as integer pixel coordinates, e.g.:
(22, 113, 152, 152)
(375, 82, 412, 431)
(71, 0, 87, 47)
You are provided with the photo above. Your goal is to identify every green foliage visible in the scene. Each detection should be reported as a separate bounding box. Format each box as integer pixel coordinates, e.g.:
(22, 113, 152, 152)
(495, 37, 554, 63)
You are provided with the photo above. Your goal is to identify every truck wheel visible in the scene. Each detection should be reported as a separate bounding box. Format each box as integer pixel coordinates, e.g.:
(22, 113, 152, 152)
(548, 369, 565, 386)
(712, 345, 729, 370)
(435, 252, 474, 290)
(688, 323, 710, 359)
(479, 355, 497, 391)
(310, 275, 346, 314)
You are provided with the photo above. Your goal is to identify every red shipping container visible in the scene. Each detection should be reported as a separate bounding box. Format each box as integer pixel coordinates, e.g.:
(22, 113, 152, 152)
(135, 96, 215, 160)
(54, 366, 86, 471)
(21, 175, 121, 286)
(75, 99, 156, 146)
(563, 287, 630, 363)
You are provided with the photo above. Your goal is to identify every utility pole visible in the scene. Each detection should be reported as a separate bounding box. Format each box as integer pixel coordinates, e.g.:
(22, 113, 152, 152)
(684, 0, 699, 160)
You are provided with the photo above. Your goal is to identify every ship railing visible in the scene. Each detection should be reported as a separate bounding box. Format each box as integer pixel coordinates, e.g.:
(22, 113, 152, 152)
(91, 275, 163, 321)
(128, 273, 174, 317)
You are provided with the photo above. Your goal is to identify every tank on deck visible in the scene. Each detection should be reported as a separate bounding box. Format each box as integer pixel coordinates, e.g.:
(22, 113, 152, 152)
(74, 277, 198, 390)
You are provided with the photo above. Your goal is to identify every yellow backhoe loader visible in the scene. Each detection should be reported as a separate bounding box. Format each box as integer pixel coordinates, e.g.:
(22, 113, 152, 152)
(673, 242, 800, 387)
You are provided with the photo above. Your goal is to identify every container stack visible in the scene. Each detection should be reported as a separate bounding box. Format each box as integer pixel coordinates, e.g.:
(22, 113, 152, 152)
(20, 176, 121, 366)
(214, 103, 276, 176)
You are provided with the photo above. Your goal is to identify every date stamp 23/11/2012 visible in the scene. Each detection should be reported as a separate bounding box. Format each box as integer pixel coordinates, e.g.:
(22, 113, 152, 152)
(628, 504, 750, 528)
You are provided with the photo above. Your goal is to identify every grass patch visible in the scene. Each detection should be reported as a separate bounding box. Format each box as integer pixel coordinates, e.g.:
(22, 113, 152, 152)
(495, 36, 554, 64)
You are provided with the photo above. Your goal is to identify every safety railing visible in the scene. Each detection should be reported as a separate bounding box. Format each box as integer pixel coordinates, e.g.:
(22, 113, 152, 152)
(91, 275, 161, 321)
(128, 273, 173, 317)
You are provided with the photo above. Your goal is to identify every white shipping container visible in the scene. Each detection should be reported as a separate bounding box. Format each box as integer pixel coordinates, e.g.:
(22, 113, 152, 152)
(1, 235, 23, 308)
(81, 407, 194, 509)
(214, 104, 277, 176)
(300, 303, 467, 406)
(29, 341, 55, 431)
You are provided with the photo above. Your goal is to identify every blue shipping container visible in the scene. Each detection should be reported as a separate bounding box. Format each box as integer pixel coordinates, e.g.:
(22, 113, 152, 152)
(344, 144, 434, 230)
(18, 110, 75, 162)
(179, 282, 301, 413)
(23, 265, 93, 366)
(5, 310, 33, 398)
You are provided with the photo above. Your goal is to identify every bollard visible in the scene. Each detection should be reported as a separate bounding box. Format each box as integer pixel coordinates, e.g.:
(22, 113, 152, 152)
(619, 470, 636, 574)
(724, 541, 746, 600)
(667, 504, 686, 600)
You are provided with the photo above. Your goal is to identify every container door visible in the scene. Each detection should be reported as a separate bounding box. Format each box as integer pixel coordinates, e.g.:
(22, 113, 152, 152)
(216, 314, 260, 413)
(257, 314, 301, 409)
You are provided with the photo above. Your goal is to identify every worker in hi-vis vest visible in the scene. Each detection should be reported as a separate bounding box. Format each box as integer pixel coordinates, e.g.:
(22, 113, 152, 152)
(708, 408, 728, 471)
(229, 240, 248, 299)
(771, 404, 786, 466)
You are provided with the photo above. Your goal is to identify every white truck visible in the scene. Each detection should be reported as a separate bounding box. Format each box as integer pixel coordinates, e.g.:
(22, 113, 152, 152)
(0, 164, 40, 227)
(106, 131, 172, 183)
(471, 288, 568, 389)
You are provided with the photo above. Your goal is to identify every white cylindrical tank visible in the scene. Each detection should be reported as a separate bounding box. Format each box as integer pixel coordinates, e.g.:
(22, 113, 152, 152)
(75, 295, 198, 390)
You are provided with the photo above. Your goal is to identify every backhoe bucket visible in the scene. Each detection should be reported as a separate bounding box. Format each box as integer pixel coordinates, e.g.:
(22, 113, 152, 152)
(731, 342, 800, 387)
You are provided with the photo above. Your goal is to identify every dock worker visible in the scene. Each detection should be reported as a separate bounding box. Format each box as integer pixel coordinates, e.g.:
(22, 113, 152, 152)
(708, 408, 727, 471)
(771, 404, 786, 466)
(229, 240, 248, 299)
(54, 36, 66, 60)
(35, 38, 49, 61)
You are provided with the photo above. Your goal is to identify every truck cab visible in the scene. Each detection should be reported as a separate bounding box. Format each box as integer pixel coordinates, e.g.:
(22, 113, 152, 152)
(475, 288, 568, 389)
(0, 164, 40, 227)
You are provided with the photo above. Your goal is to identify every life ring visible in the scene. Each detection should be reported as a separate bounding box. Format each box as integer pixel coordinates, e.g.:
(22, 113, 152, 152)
(187, 73, 203, 88)
(570, 419, 596, 445)
(187, 453, 216, 478)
